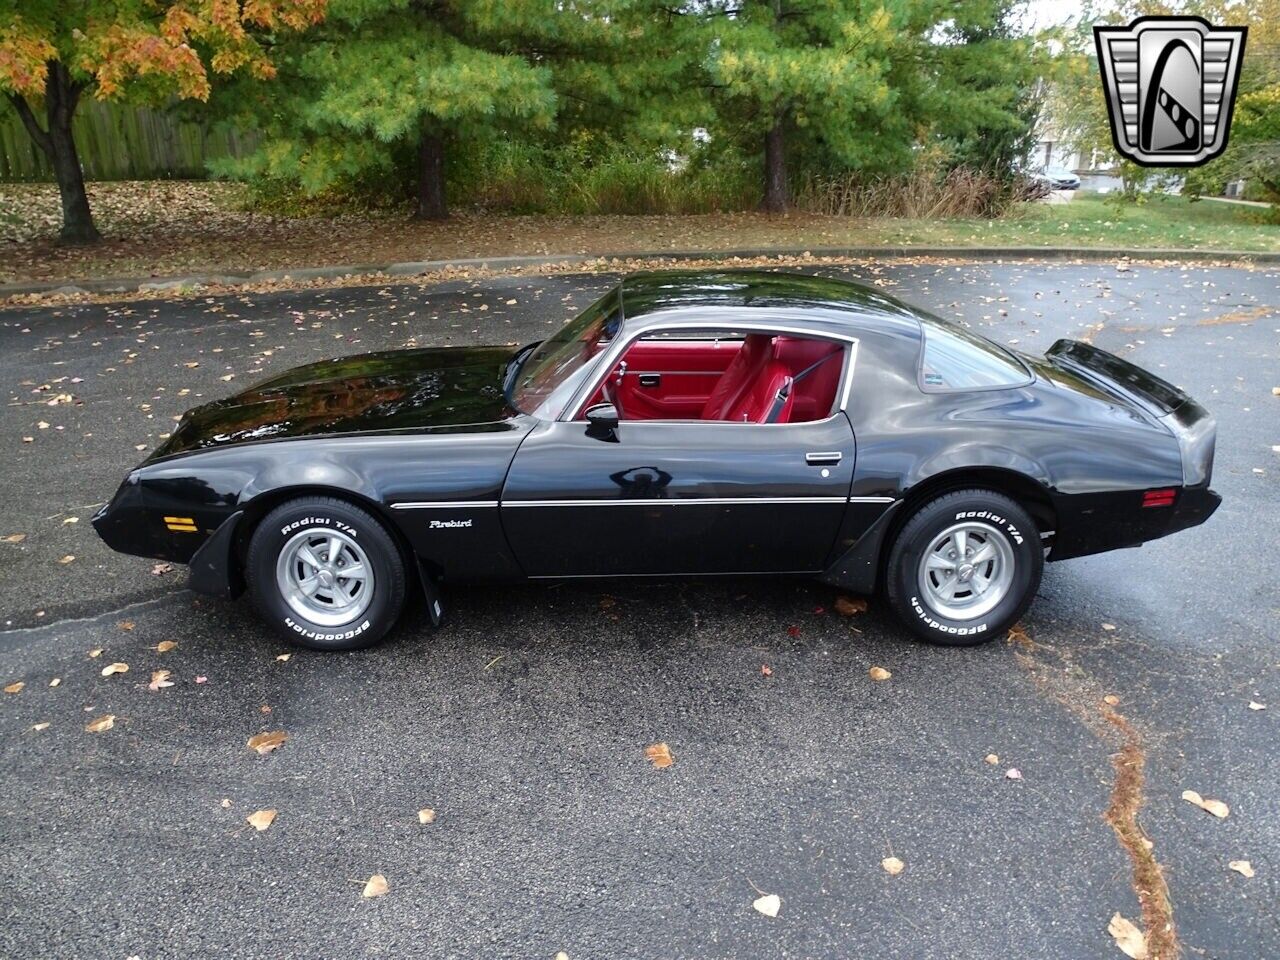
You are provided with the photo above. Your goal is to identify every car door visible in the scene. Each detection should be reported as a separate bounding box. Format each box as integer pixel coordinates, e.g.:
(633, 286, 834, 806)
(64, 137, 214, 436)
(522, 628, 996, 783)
(500, 414, 856, 577)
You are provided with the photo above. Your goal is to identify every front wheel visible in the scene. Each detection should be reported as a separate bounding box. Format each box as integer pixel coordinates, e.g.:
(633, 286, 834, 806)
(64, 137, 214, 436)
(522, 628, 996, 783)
(884, 489, 1043, 646)
(245, 496, 407, 651)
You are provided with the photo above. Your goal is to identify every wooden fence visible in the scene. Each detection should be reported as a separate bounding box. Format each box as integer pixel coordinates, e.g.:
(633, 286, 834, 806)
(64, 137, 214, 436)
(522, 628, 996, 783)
(0, 99, 253, 182)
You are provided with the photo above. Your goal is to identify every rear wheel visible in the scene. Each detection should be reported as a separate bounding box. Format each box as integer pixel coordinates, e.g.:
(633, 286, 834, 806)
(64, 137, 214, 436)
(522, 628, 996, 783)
(884, 489, 1042, 646)
(246, 496, 407, 651)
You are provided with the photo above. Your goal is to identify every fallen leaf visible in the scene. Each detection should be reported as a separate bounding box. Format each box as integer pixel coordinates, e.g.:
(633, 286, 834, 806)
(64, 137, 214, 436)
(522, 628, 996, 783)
(101, 662, 128, 677)
(62, 516, 78, 525)
(1006, 622, 1031, 646)
(247, 730, 287, 755)
(362, 874, 389, 898)
(1228, 860, 1255, 878)
(58, 554, 75, 564)
(155, 640, 177, 653)
(1, 533, 26, 543)
(417, 808, 436, 824)
(195, 675, 208, 683)
(1006, 767, 1023, 780)
(1272, 386, 1280, 396)
(786, 624, 801, 638)
(752, 893, 781, 918)
(1102, 622, 1117, 631)
(4, 681, 24, 694)
(834, 595, 867, 616)
(88, 648, 103, 658)
(1181, 789, 1229, 818)
(31, 722, 50, 731)
(645, 742, 674, 769)
(1248, 701, 1266, 711)
(1108, 912, 1147, 959)
(49, 677, 60, 687)
(868, 666, 892, 681)
(150, 562, 173, 576)
(760, 664, 773, 677)
(555, 953, 569, 960)
(882, 856, 905, 875)
(1103, 694, 1120, 706)
(148, 669, 174, 691)
(85, 714, 116, 733)
(984, 753, 1000, 765)
(220, 798, 232, 809)
(118, 620, 135, 631)
(246, 809, 277, 832)
(275, 653, 291, 662)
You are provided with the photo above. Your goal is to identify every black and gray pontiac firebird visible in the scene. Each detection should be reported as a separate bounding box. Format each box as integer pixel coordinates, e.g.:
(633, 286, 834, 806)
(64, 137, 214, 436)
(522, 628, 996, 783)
(94, 270, 1220, 650)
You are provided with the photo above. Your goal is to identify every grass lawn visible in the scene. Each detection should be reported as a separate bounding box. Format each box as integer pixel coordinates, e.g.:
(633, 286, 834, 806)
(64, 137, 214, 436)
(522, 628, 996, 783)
(1, 182, 1275, 287)
(883, 192, 1279, 251)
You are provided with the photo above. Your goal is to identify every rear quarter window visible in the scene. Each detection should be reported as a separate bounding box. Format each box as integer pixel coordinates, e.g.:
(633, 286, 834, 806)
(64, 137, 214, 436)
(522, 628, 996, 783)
(918, 317, 1032, 391)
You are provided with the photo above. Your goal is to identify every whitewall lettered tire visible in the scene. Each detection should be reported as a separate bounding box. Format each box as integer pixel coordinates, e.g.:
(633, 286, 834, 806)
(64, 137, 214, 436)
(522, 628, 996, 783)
(245, 496, 407, 651)
(884, 489, 1042, 646)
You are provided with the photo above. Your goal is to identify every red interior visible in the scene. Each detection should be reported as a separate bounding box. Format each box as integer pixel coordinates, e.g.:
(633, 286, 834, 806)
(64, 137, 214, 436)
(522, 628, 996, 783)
(580, 335, 843, 423)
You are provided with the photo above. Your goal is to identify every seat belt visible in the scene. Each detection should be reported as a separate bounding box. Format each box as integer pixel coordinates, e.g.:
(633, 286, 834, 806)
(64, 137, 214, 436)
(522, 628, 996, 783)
(763, 376, 794, 424)
(763, 351, 840, 424)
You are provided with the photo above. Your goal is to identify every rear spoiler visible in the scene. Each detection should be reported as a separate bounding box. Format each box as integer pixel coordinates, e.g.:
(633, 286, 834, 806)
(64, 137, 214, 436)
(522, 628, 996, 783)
(1045, 339, 1189, 417)
(1047, 339, 1214, 487)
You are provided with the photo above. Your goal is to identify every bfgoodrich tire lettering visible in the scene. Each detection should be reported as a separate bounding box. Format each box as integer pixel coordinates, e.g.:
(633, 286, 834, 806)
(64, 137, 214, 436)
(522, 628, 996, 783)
(885, 489, 1043, 646)
(246, 496, 407, 651)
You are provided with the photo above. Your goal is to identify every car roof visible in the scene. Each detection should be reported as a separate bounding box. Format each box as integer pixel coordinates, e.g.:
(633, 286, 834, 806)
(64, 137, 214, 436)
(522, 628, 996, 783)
(617, 270, 925, 341)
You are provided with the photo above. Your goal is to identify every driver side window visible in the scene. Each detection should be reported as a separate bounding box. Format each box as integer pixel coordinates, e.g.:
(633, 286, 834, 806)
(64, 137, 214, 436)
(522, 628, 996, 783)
(579, 329, 846, 425)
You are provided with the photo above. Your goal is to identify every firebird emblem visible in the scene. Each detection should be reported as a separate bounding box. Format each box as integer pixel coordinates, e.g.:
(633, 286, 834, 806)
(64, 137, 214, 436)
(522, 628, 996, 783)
(1094, 16, 1247, 167)
(429, 519, 472, 529)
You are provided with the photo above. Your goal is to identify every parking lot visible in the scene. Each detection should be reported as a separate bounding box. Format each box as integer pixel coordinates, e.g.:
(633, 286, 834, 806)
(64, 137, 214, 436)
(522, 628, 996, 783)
(1, 259, 1276, 959)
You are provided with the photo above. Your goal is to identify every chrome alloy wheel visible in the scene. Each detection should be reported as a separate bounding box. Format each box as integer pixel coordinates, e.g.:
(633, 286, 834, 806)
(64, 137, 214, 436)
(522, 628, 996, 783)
(275, 528, 373, 627)
(916, 521, 1015, 621)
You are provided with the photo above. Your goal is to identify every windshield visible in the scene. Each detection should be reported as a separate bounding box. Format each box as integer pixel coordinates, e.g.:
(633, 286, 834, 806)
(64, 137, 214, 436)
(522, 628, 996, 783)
(511, 288, 623, 418)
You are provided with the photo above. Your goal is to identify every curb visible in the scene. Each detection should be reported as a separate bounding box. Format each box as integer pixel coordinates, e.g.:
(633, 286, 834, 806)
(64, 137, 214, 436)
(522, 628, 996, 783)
(3, 245, 1278, 299)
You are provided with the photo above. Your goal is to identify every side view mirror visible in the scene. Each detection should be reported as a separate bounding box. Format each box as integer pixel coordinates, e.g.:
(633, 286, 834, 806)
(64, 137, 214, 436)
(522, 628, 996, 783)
(584, 402, 620, 441)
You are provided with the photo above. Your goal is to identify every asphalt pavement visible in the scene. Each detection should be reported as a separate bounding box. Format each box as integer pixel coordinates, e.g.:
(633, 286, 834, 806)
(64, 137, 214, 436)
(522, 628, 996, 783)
(1, 259, 1277, 959)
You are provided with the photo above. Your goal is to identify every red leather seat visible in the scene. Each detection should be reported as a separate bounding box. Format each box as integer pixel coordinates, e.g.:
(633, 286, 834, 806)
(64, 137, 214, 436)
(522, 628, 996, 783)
(700, 334, 773, 421)
(772, 337, 842, 422)
(724, 361, 795, 423)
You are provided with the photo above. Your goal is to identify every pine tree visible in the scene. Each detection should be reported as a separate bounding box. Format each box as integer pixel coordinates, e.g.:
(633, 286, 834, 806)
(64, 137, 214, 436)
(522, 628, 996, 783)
(215, 0, 678, 220)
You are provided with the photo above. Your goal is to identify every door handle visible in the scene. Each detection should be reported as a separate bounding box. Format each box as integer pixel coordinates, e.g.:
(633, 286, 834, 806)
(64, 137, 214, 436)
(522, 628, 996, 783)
(638, 373, 661, 388)
(805, 451, 843, 466)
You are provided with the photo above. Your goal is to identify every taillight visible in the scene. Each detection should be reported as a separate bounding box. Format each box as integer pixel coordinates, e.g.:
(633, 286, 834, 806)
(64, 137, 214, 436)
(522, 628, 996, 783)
(1142, 488, 1178, 508)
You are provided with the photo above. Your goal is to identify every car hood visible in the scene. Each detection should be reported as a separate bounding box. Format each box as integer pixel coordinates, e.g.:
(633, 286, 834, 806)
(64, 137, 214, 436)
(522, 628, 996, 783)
(150, 345, 520, 460)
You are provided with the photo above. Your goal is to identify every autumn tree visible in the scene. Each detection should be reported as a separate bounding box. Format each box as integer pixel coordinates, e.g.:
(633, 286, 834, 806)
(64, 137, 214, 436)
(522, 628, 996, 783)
(0, 0, 326, 244)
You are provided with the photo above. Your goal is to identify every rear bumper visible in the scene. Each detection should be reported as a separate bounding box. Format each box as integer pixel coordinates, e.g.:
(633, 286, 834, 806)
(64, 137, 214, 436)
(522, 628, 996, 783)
(1166, 485, 1221, 536)
(1050, 484, 1220, 560)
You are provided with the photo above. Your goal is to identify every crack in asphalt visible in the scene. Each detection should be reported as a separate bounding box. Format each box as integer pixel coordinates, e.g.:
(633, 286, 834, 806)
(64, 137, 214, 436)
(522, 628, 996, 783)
(0, 592, 181, 653)
(1008, 627, 1180, 960)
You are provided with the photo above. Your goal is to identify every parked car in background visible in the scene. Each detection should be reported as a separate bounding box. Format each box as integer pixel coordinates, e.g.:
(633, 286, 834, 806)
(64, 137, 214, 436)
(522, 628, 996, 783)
(1032, 166, 1082, 191)
(94, 271, 1219, 651)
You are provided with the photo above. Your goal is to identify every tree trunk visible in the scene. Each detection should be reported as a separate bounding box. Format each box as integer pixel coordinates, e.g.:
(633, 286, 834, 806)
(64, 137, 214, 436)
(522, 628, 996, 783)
(8, 63, 99, 244)
(415, 128, 448, 221)
(760, 112, 789, 214)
